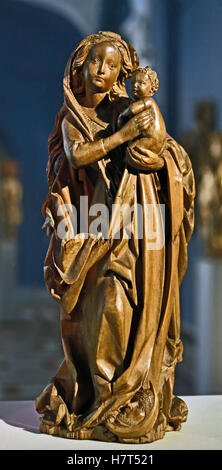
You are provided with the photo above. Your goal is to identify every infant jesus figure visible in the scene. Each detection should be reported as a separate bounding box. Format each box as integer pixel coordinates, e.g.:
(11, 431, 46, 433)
(118, 66, 166, 171)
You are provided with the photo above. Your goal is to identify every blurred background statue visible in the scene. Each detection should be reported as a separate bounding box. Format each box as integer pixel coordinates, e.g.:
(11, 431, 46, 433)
(198, 132, 222, 256)
(0, 156, 23, 240)
(0, 148, 23, 322)
(181, 101, 222, 257)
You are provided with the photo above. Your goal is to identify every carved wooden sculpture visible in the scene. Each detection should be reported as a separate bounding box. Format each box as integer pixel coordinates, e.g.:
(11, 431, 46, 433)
(36, 31, 195, 443)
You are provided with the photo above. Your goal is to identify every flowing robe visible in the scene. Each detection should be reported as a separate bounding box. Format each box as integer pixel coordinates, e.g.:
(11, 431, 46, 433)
(36, 77, 195, 443)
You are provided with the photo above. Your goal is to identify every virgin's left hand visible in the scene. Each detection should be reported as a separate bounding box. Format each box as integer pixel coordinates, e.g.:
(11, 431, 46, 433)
(127, 140, 165, 171)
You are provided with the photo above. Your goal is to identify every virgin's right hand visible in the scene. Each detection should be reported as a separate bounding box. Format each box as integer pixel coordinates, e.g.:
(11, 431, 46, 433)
(120, 111, 153, 141)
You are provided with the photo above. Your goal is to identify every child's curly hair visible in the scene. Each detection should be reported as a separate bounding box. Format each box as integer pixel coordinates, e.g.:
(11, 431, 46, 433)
(132, 66, 159, 96)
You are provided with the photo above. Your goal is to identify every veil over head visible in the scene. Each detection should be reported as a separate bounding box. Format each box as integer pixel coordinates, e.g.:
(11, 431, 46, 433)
(65, 30, 139, 101)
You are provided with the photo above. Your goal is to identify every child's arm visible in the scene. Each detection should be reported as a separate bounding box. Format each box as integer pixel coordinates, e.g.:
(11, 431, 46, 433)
(117, 98, 153, 130)
(130, 97, 153, 116)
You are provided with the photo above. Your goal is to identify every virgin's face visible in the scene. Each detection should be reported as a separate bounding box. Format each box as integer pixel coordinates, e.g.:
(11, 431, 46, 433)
(82, 42, 121, 94)
(131, 72, 152, 99)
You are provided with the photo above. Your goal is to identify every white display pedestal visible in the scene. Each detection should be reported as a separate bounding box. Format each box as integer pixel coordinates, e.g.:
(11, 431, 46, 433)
(0, 396, 222, 450)
(195, 258, 222, 394)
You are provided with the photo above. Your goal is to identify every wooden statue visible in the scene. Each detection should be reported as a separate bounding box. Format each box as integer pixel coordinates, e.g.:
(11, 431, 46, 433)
(36, 31, 195, 443)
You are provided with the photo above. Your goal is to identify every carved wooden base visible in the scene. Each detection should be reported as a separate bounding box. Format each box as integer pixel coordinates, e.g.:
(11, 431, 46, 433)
(38, 391, 188, 444)
(39, 414, 179, 444)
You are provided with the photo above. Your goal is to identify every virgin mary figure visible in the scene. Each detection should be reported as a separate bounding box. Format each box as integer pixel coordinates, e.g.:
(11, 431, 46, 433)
(36, 31, 195, 443)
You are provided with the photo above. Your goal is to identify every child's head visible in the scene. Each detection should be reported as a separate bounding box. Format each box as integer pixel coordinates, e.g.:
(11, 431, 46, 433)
(130, 66, 159, 100)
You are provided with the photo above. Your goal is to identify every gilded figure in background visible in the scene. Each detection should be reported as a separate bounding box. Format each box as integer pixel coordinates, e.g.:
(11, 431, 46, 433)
(182, 102, 222, 256)
(0, 158, 23, 240)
